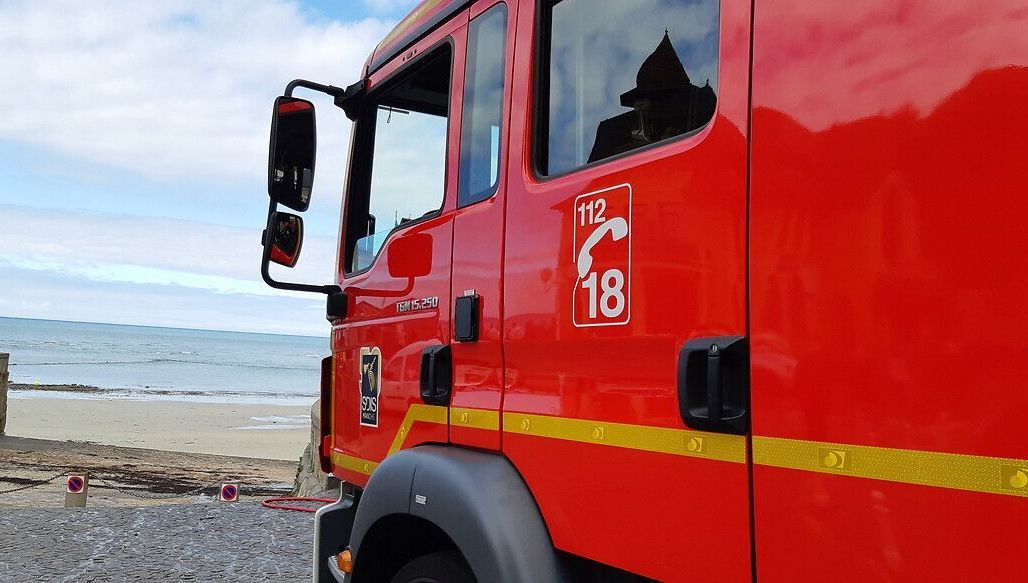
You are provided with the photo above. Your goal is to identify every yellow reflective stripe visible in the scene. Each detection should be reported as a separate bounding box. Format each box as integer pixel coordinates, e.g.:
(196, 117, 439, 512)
(753, 436, 1028, 498)
(333, 404, 447, 475)
(337, 403, 1028, 498)
(332, 451, 378, 476)
(503, 412, 747, 464)
(451, 407, 500, 431)
(387, 403, 448, 456)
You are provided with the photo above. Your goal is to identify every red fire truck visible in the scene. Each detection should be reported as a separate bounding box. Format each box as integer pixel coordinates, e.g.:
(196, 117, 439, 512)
(258, 0, 1028, 581)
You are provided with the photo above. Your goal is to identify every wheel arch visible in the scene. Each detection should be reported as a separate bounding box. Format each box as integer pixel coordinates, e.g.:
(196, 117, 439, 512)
(352, 513, 463, 582)
(349, 445, 566, 583)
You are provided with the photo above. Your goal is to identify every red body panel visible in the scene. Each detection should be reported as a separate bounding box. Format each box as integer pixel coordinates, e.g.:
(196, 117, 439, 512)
(749, 1, 1028, 580)
(321, 0, 1028, 579)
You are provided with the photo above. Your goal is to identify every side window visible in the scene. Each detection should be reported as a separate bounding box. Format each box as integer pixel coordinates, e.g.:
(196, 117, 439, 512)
(346, 47, 453, 274)
(458, 4, 508, 207)
(537, 0, 720, 176)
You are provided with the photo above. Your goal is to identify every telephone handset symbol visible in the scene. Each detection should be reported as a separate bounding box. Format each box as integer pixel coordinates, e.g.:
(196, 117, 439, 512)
(576, 217, 629, 279)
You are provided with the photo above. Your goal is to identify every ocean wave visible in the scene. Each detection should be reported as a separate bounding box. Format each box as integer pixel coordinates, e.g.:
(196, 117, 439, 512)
(8, 383, 316, 405)
(234, 424, 307, 431)
(249, 415, 309, 424)
(9, 389, 315, 406)
(9, 358, 311, 370)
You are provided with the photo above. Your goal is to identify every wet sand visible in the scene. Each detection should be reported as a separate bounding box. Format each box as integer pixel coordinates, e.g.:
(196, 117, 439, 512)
(4, 394, 311, 460)
(0, 436, 299, 508)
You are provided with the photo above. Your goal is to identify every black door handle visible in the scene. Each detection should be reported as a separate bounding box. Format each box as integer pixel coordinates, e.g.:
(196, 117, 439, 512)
(678, 336, 748, 435)
(420, 345, 452, 406)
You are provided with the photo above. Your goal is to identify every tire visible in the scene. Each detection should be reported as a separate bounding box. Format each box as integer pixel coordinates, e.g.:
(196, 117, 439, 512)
(389, 551, 476, 583)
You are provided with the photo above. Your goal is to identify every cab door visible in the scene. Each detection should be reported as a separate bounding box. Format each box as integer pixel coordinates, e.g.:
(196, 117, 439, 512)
(448, 0, 518, 451)
(501, 0, 754, 580)
(330, 14, 468, 486)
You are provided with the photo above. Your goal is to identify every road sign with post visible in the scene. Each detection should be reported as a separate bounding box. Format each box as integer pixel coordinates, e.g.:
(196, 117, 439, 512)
(65, 472, 88, 507)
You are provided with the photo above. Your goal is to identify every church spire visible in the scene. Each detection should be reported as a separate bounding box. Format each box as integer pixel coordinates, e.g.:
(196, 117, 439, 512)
(619, 31, 693, 107)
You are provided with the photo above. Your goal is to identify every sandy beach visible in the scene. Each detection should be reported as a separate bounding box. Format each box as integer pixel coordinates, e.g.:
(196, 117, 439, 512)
(4, 391, 312, 461)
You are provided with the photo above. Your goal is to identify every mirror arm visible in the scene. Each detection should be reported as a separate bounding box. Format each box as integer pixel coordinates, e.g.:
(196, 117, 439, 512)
(284, 78, 365, 121)
(284, 79, 346, 99)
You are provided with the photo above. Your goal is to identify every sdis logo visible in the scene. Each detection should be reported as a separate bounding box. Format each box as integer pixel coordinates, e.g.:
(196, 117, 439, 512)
(572, 184, 632, 327)
(359, 347, 382, 427)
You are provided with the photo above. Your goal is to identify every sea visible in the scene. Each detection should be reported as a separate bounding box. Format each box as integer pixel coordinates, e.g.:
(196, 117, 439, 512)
(0, 317, 327, 405)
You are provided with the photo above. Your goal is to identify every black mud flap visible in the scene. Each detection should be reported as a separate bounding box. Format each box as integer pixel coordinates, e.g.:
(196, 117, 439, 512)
(314, 488, 361, 583)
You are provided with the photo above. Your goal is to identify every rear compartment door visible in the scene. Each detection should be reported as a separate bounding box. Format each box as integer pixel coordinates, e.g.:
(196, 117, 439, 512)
(749, 2, 1028, 581)
(500, 1, 755, 580)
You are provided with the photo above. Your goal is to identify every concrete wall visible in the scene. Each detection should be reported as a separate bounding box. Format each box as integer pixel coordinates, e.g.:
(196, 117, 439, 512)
(293, 399, 339, 497)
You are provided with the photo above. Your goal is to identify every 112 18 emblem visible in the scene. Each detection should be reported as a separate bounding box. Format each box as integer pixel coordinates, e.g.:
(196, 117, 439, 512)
(573, 184, 632, 327)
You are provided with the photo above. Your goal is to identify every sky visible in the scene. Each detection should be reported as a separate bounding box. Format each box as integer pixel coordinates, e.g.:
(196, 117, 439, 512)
(0, 0, 421, 337)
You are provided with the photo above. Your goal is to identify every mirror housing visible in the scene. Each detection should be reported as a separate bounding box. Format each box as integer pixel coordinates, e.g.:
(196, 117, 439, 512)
(268, 96, 316, 212)
(257, 79, 362, 317)
(387, 233, 433, 279)
(266, 212, 304, 268)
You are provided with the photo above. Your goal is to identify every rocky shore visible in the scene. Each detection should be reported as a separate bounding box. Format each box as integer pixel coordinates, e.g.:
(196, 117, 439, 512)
(0, 436, 296, 508)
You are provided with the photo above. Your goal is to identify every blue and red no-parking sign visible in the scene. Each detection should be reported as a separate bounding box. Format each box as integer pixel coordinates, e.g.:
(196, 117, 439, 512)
(66, 475, 85, 494)
(219, 483, 239, 502)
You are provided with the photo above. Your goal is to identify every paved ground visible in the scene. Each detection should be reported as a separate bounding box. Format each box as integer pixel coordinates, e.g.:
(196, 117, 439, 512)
(0, 502, 315, 582)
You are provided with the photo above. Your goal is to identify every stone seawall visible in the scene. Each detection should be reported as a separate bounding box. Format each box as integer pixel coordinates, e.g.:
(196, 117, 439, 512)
(292, 399, 339, 497)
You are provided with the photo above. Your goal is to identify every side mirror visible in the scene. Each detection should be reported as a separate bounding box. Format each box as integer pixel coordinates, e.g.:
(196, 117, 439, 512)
(388, 233, 433, 279)
(268, 96, 316, 212)
(266, 212, 304, 268)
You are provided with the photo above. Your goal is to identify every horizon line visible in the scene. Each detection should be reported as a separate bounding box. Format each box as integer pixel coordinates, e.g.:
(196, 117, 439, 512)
(0, 314, 328, 339)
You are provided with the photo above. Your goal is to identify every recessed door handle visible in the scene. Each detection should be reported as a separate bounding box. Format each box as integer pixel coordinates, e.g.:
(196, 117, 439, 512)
(677, 336, 748, 435)
(420, 345, 451, 406)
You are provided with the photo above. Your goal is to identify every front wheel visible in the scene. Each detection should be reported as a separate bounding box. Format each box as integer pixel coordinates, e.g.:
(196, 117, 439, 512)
(389, 551, 476, 583)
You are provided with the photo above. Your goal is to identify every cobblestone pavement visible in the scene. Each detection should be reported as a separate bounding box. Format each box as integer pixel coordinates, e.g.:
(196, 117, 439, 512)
(0, 501, 314, 582)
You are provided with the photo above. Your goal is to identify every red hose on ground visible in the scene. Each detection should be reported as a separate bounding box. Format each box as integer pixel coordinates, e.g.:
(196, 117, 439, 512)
(261, 496, 336, 513)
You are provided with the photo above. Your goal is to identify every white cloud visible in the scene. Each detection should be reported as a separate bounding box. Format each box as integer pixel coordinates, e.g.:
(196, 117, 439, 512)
(0, 1, 394, 183)
(0, 205, 336, 286)
(5, 258, 282, 297)
(0, 1, 463, 334)
(2, 266, 330, 336)
(0, 205, 339, 334)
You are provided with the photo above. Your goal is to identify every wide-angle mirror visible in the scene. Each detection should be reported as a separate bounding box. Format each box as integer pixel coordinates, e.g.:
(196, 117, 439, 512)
(266, 212, 304, 268)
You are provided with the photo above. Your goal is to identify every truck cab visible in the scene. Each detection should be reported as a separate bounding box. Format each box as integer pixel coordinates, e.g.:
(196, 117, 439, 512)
(258, 1, 1028, 581)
